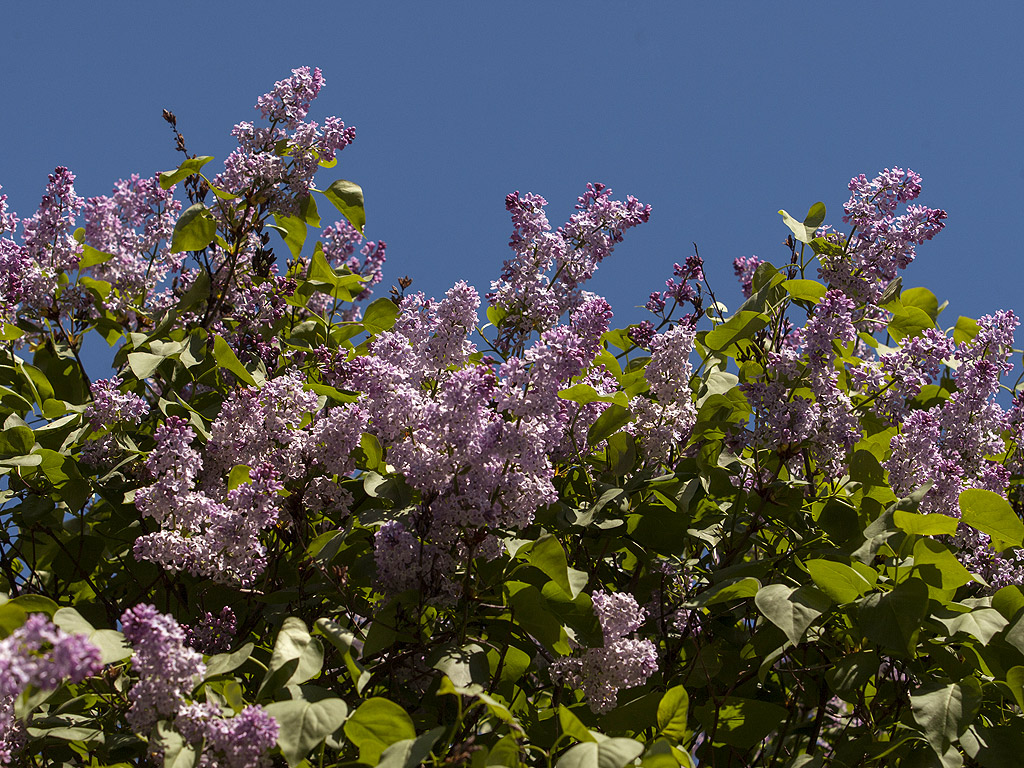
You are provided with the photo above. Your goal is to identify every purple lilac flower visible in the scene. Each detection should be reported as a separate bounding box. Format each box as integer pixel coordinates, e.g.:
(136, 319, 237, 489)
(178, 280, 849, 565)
(0, 614, 102, 765)
(215, 67, 356, 216)
(121, 604, 206, 732)
(885, 311, 1023, 586)
(627, 320, 656, 350)
(733, 255, 762, 298)
(134, 415, 285, 586)
(177, 702, 279, 768)
(83, 174, 182, 317)
(551, 591, 658, 714)
(819, 168, 946, 302)
(183, 607, 237, 655)
(488, 184, 649, 352)
(18, 167, 84, 313)
(85, 377, 150, 428)
(629, 323, 698, 464)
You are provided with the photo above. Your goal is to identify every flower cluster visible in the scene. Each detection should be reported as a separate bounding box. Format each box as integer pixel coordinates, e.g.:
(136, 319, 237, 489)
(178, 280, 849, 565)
(552, 591, 658, 713)
(733, 255, 762, 298)
(0, 615, 102, 765)
(885, 311, 1023, 586)
(216, 66, 356, 215)
(819, 168, 946, 302)
(645, 255, 705, 321)
(122, 605, 277, 766)
(488, 184, 649, 352)
(183, 607, 237, 655)
(85, 376, 150, 428)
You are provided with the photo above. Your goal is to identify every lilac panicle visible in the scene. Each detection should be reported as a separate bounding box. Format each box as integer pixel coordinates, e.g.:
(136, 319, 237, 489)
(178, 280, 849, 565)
(489, 184, 649, 351)
(551, 591, 658, 714)
(177, 702, 279, 768)
(0, 614, 102, 765)
(121, 604, 205, 732)
(86, 376, 150, 428)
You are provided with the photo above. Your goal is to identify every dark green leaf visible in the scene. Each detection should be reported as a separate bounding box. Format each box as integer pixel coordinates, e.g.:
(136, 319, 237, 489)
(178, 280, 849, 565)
(170, 203, 216, 253)
(317, 179, 365, 234)
(556, 738, 645, 768)
(264, 697, 349, 767)
(587, 404, 632, 446)
(159, 156, 214, 189)
(960, 489, 1024, 551)
(343, 697, 416, 764)
(856, 578, 929, 656)
(362, 297, 400, 335)
(754, 583, 831, 645)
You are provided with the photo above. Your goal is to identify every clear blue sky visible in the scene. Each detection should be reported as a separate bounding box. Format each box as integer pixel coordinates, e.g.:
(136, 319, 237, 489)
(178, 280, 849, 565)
(2, 2, 1022, 344)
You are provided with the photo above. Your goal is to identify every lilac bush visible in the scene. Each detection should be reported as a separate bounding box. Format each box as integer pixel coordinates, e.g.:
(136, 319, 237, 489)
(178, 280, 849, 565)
(0, 67, 1022, 767)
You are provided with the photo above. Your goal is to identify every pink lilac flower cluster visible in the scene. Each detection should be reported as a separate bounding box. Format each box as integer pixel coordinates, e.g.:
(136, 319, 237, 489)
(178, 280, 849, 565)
(488, 184, 649, 352)
(2, 167, 86, 320)
(176, 702, 279, 768)
(183, 607, 237, 655)
(819, 168, 946, 303)
(312, 217, 387, 320)
(0, 614, 102, 765)
(335, 288, 613, 598)
(133, 416, 285, 586)
(85, 377, 150, 428)
(851, 328, 955, 425)
(742, 290, 860, 476)
(645, 255, 704, 321)
(216, 66, 356, 215)
(83, 174, 183, 318)
(551, 590, 658, 714)
(122, 605, 277, 766)
(629, 322, 699, 464)
(885, 311, 1023, 586)
(733, 255, 762, 299)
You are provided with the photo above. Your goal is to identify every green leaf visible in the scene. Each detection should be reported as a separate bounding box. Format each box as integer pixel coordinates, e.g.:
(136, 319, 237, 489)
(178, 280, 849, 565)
(556, 738, 645, 768)
(299, 193, 321, 228)
(691, 577, 761, 607)
(959, 489, 1024, 551)
(204, 642, 254, 678)
(518, 535, 580, 599)
(782, 279, 827, 304)
(934, 608, 1008, 645)
(343, 697, 416, 764)
(587, 404, 632, 446)
(377, 727, 445, 768)
(0, 426, 34, 456)
(127, 351, 166, 380)
(779, 205, 824, 244)
(695, 697, 789, 749)
(227, 464, 252, 491)
(805, 559, 875, 604)
(264, 697, 349, 767)
(911, 679, 981, 753)
(703, 311, 768, 355)
(894, 510, 959, 537)
(913, 538, 975, 594)
(559, 705, 597, 743)
(79, 243, 115, 268)
(432, 643, 489, 688)
(159, 156, 214, 189)
(804, 201, 827, 228)
(362, 297, 400, 335)
(257, 617, 324, 700)
(170, 203, 216, 253)
(317, 179, 365, 234)
(656, 686, 689, 741)
(212, 335, 258, 386)
(559, 383, 628, 408)
(953, 316, 980, 346)
(902, 287, 940, 322)
(856, 577, 929, 656)
(888, 304, 935, 342)
(754, 584, 831, 645)
(52, 608, 130, 664)
(8, 594, 58, 616)
(271, 213, 308, 259)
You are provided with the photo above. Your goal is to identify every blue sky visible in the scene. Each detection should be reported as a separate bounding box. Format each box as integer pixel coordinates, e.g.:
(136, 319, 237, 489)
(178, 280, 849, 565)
(2, 2, 1022, 350)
